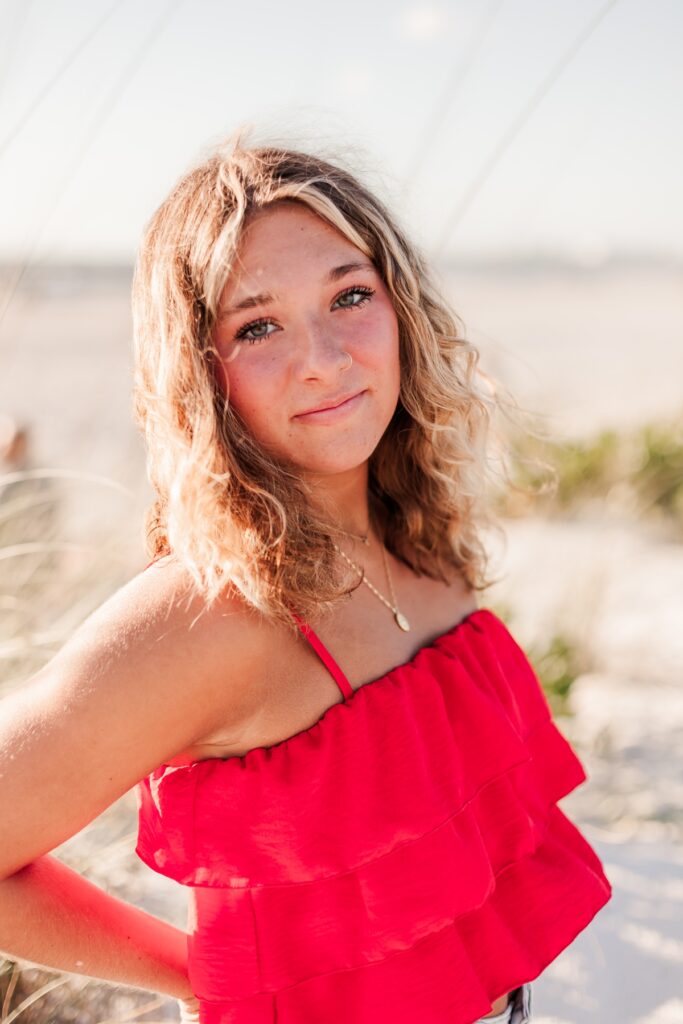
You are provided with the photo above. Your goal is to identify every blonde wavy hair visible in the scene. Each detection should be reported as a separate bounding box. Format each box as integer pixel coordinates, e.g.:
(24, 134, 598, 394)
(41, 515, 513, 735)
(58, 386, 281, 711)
(131, 127, 511, 633)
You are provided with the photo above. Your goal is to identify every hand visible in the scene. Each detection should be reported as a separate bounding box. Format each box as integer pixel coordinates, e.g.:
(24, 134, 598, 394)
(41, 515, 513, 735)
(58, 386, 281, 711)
(177, 993, 201, 1022)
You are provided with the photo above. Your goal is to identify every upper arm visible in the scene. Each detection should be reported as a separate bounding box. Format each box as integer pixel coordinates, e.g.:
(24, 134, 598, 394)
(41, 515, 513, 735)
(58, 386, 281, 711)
(0, 559, 262, 879)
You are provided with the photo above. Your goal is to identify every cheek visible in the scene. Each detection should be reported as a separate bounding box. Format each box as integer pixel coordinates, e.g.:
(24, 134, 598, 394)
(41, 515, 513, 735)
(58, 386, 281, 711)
(349, 303, 400, 364)
(219, 350, 284, 426)
(367, 308, 401, 381)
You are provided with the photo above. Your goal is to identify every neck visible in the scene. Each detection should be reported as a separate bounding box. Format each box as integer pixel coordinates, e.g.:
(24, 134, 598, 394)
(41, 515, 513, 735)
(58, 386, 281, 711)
(302, 463, 381, 540)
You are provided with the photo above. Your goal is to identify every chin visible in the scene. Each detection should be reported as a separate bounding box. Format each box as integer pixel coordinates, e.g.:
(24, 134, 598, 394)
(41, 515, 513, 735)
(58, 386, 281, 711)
(287, 441, 378, 476)
(262, 421, 390, 474)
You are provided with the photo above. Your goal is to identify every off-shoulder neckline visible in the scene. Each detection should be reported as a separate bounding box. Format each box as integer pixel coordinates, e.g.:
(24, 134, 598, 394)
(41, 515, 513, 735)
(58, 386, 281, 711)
(154, 607, 497, 774)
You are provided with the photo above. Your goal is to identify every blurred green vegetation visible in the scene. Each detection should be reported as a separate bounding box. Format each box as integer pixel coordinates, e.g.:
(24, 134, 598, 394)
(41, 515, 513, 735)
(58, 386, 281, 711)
(499, 413, 683, 537)
(489, 414, 683, 712)
(525, 631, 588, 717)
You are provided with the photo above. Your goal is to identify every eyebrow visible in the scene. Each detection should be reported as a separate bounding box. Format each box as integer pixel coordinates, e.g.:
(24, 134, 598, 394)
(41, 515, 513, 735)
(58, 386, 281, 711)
(221, 261, 376, 317)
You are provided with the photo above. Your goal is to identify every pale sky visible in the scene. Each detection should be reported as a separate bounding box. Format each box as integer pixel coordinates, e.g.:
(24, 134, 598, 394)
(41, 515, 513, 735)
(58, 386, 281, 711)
(0, 0, 681, 265)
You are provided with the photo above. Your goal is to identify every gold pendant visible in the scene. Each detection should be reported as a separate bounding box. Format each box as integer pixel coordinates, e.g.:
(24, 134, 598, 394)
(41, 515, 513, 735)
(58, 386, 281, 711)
(395, 611, 411, 631)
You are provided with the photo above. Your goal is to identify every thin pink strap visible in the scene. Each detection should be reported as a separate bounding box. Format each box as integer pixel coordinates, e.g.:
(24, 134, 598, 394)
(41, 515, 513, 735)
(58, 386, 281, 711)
(290, 611, 354, 700)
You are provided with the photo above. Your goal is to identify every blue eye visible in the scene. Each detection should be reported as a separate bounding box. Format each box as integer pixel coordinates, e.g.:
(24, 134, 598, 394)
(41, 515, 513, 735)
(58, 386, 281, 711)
(333, 285, 375, 309)
(234, 319, 277, 344)
(233, 285, 375, 345)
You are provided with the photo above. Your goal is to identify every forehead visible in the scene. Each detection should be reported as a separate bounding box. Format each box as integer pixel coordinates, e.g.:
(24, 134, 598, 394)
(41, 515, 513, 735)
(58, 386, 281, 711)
(239, 203, 357, 264)
(219, 202, 368, 302)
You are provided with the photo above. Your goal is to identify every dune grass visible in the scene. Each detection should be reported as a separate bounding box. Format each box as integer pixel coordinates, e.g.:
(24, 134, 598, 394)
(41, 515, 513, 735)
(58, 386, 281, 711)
(0, 469, 181, 1023)
(499, 412, 683, 537)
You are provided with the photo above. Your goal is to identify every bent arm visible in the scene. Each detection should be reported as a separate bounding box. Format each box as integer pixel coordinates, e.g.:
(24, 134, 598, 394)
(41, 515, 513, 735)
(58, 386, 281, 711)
(0, 557, 263, 999)
(0, 853, 192, 1000)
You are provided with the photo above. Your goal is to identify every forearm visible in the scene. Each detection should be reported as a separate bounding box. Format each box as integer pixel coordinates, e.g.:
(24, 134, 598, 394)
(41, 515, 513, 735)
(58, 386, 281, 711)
(0, 854, 193, 1001)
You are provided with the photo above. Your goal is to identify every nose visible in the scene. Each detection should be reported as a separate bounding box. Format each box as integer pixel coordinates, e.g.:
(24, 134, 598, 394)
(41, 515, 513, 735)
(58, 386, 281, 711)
(295, 318, 351, 379)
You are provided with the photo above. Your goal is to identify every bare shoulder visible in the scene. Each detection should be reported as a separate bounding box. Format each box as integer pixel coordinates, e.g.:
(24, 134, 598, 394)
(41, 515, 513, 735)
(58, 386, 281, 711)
(49, 553, 268, 713)
(116, 553, 262, 646)
(0, 553, 268, 878)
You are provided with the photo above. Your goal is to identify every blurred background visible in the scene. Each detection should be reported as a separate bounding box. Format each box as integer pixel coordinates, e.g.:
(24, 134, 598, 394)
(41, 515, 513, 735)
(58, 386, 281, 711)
(1, 0, 681, 1021)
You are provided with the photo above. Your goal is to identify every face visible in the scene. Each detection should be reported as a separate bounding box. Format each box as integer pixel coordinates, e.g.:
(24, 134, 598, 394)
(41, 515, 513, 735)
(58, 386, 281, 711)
(212, 202, 402, 480)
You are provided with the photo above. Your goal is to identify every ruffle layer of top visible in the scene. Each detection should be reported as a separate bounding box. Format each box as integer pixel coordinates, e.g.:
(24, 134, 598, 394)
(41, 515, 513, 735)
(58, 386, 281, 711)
(134, 609, 613, 1017)
(190, 811, 609, 1023)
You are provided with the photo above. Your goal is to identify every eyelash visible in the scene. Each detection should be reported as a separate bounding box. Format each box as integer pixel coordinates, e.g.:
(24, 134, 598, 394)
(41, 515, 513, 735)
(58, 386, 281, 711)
(233, 285, 375, 345)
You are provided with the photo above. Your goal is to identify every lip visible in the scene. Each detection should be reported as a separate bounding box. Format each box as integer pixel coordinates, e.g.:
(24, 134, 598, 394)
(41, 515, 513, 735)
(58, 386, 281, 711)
(293, 389, 367, 421)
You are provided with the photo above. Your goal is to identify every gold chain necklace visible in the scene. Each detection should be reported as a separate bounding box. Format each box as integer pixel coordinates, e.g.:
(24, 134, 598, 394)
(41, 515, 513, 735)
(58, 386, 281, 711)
(332, 540, 411, 632)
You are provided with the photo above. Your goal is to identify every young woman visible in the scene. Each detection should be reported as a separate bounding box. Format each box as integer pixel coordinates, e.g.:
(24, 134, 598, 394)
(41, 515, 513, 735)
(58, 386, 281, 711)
(0, 132, 612, 1023)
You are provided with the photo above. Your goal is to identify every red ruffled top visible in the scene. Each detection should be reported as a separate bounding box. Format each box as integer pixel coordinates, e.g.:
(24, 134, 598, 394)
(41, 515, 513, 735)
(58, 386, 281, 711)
(135, 607, 612, 1023)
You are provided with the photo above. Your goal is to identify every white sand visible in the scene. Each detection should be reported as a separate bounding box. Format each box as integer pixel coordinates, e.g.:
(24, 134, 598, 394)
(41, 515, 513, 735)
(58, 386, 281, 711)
(485, 517, 683, 1022)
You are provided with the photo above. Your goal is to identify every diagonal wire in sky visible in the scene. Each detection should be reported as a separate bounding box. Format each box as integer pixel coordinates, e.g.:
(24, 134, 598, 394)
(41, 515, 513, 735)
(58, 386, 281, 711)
(430, 0, 622, 262)
(403, 0, 505, 188)
(0, 0, 185, 330)
(0, 0, 125, 160)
